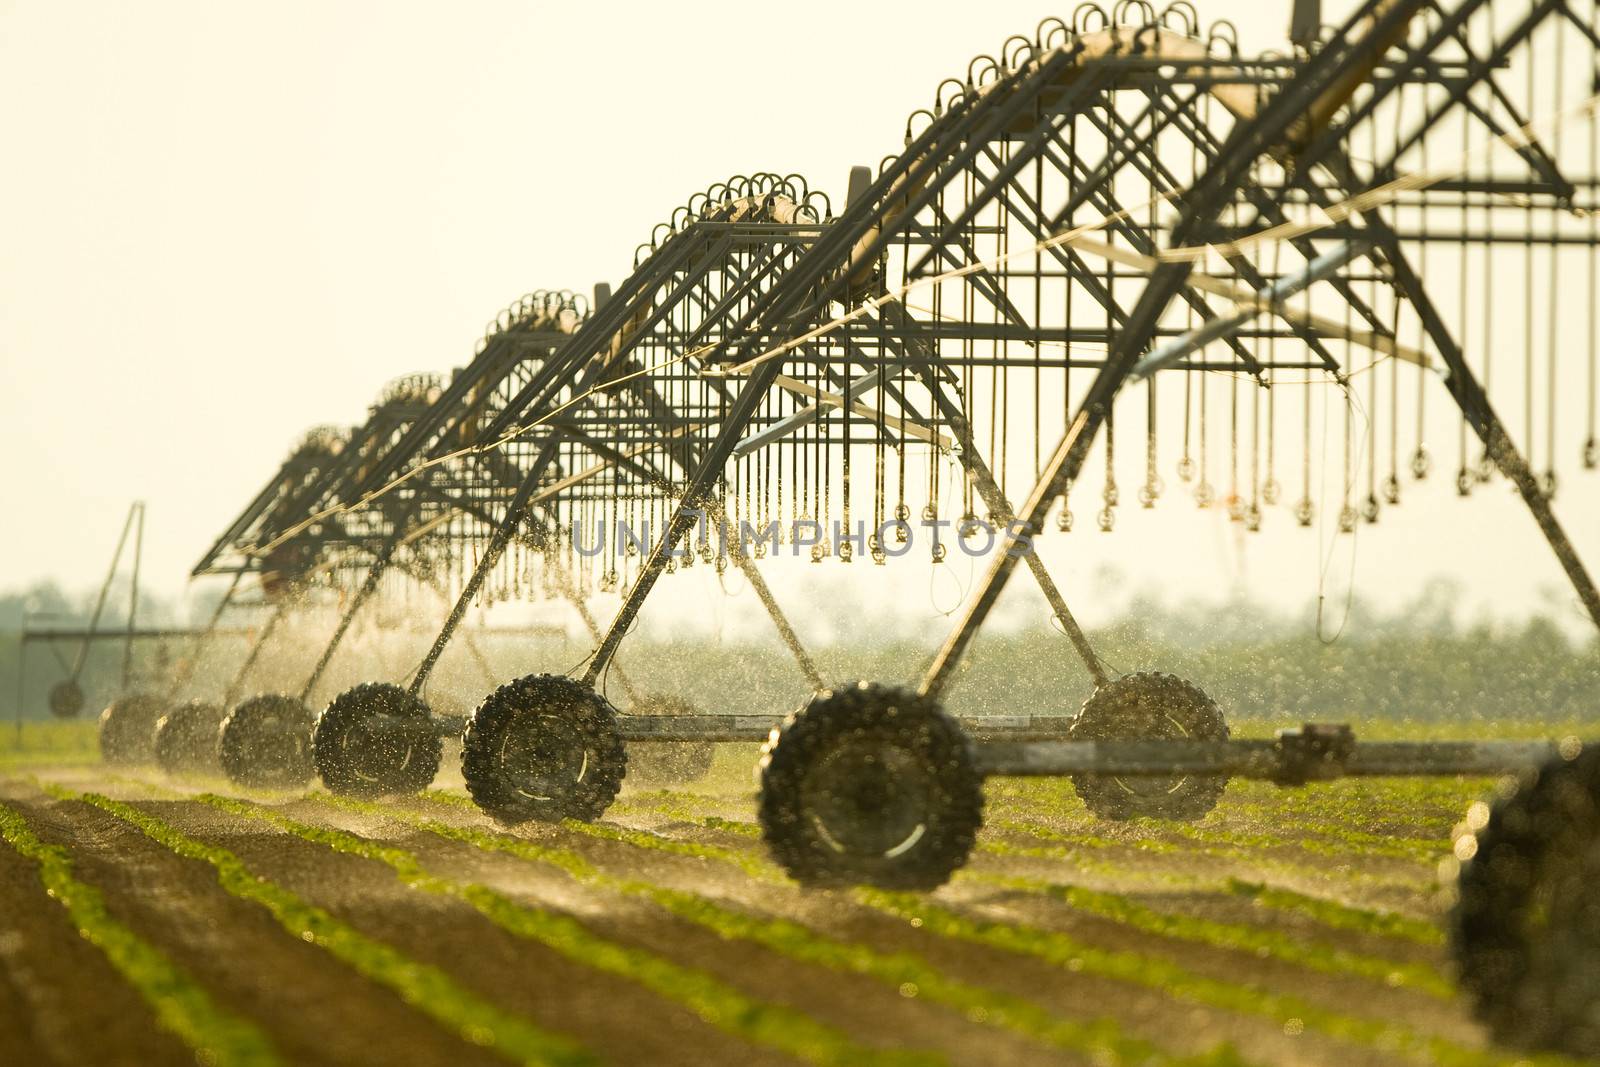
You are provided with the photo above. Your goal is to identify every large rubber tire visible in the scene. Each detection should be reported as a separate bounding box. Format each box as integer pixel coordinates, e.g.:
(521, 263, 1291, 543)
(153, 701, 226, 776)
(98, 694, 165, 765)
(314, 683, 442, 798)
(461, 674, 626, 825)
(758, 681, 983, 890)
(219, 694, 315, 789)
(1068, 671, 1230, 821)
(1451, 746, 1600, 1057)
(625, 694, 715, 787)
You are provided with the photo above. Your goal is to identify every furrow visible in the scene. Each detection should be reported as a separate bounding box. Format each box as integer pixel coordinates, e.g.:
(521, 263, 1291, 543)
(860, 891, 1567, 1067)
(50, 787, 596, 1067)
(614, 789, 1447, 949)
(333, 791, 1254, 1067)
(199, 793, 944, 1067)
(0, 799, 283, 1067)
(532, 799, 1542, 1067)
(959, 871, 1452, 997)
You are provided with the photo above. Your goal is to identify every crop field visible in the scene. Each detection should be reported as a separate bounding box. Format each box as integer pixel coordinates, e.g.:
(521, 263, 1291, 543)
(0, 721, 1577, 1067)
(13, 0, 1600, 1062)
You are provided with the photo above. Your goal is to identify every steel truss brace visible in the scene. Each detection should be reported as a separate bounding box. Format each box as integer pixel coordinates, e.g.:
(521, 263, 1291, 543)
(1363, 212, 1600, 628)
(1117, 83, 1391, 364)
(866, 301, 1111, 689)
(917, 0, 1437, 694)
(1131, 240, 1372, 379)
(716, 295, 1107, 690)
(294, 533, 406, 704)
(566, 380, 829, 694)
(414, 579, 500, 691)
(1058, 233, 1428, 367)
(1279, 29, 1600, 632)
(761, 372, 952, 451)
(549, 559, 641, 705)
(581, 359, 791, 685)
(709, 509, 826, 692)
(405, 312, 742, 694)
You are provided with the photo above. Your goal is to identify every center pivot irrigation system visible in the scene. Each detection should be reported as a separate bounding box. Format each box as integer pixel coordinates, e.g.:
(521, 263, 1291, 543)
(62, 0, 1600, 1053)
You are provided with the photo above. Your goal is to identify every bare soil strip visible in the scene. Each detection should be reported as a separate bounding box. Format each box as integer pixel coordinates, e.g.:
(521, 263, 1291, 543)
(3, 783, 543, 1067)
(120, 788, 865, 1067)
(195, 791, 946, 1067)
(305, 790, 1235, 1067)
(0, 796, 196, 1067)
(49, 786, 597, 1067)
(0, 762, 1551, 1067)
(402, 792, 1491, 1067)
(554, 794, 1546, 1067)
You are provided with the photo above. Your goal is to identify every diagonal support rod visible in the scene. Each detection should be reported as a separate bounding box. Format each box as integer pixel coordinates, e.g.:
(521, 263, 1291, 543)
(581, 360, 789, 685)
(1364, 213, 1600, 629)
(223, 601, 287, 708)
(714, 510, 825, 692)
(869, 302, 1111, 689)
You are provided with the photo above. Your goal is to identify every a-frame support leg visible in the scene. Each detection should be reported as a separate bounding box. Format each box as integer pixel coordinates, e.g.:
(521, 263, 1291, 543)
(297, 538, 401, 703)
(164, 569, 245, 703)
(582, 362, 788, 684)
(223, 601, 288, 708)
(406, 440, 564, 697)
(460, 628, 498, 689)
(551, 560, 641, 704)
(715, 509, 825, 691)
(870, 303, 1110, 689)
(939, 424, 1110, 688)
(918, 418, 1108, 700)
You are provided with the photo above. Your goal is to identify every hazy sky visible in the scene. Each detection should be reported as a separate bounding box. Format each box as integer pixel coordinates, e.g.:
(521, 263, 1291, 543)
(3, 0, 1598, 633)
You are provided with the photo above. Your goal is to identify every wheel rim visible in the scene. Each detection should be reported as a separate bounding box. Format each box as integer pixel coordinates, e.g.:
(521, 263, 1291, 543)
(1110, 708, 1191, 800)
(255, 713, 307, 772)
(801, 732, 936, 858)
(340, 714, 418, 784)
(162, 706, 218, 764)
(497, 712, 590, 801)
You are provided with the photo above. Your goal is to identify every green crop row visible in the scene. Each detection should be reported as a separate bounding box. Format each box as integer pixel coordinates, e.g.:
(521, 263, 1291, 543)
(615, 788, 1435, 909)
(1139, 818, 1441, 866)
(989, 780, 1444, 865)
(982, 817, 1436, 894)
(343, 791, 1245, 1067)
(199, 793, 941, 1067)
(974, 834, 1185, 884)
(965, 871, 1452, 997)
(50, 787, 597, 1067)
(566, 802, 1448, 999)
(594, 797, 1532, 1066)
(611, 789, 763, 833)
(619, 786, 1435, 895)
(859, 891, 1572, 1067)
(993, 775, 1463, 856)
(1225, 880, 1445, 946)
(0, 798, 282, 1067)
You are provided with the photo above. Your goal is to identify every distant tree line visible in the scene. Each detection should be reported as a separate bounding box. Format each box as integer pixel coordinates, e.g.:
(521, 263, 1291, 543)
(1, 577, 1594, 725)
